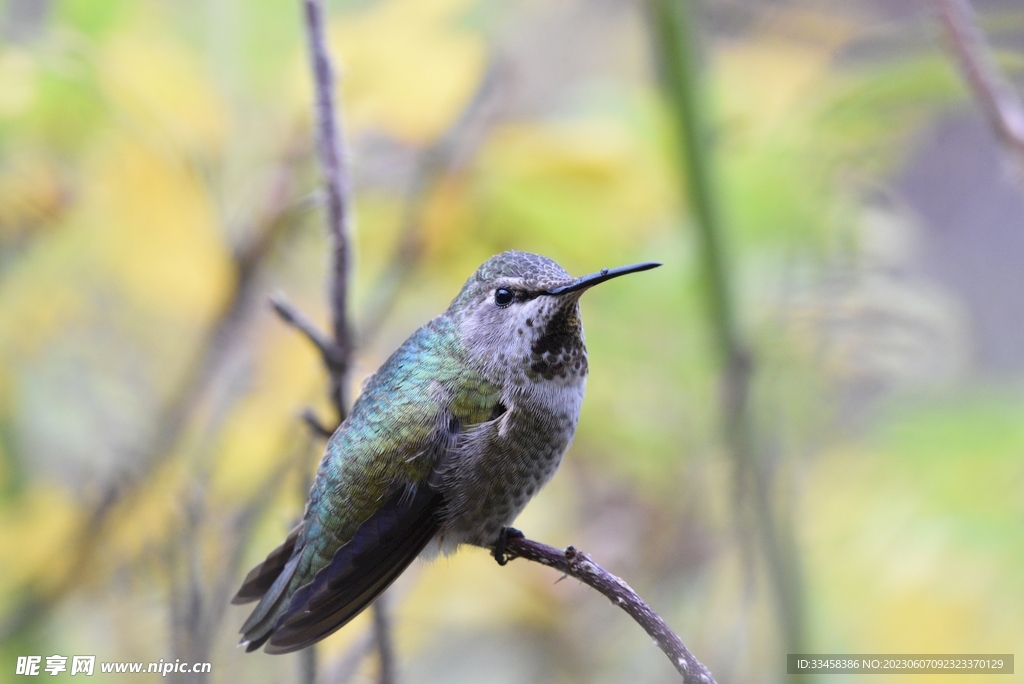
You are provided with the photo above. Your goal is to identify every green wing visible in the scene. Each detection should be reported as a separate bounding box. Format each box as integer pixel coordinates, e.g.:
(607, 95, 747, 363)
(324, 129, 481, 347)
(234, 318, 499, 653)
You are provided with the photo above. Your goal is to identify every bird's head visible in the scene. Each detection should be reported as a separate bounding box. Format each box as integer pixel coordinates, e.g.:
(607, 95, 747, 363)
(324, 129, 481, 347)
(449, 251, 660, 386)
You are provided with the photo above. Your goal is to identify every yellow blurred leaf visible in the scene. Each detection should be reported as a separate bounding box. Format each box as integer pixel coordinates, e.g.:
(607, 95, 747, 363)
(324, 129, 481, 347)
(0, 46, 39, 118)
(98, 34, 227, 152)
(803, 437, 1024, 661)
(472, 118, 675, 261)
(329, 0, 486, 143)
(717, 40, 833, 142)
(0, 484, 80, 597)
(79, 134, 233, 319)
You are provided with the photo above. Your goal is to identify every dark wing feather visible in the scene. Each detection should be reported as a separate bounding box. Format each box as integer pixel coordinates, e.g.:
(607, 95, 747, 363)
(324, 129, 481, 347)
(240, 553, 302, 652)
(232, 523, 302, 605)
(262, 484, 444, 654)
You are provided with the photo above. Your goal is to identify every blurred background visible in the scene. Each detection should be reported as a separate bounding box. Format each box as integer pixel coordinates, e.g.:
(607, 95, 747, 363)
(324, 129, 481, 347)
(1, 0, 1022, 682)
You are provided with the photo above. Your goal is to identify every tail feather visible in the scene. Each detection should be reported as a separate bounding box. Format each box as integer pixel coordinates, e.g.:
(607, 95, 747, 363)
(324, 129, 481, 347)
(239, 552, 302, 650)
(233, 523, 302, 605)
(264, 486, 442, 653)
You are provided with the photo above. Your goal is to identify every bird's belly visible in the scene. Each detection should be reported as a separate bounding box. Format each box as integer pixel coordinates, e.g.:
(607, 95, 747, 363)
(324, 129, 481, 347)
(436, 382, 583, 551)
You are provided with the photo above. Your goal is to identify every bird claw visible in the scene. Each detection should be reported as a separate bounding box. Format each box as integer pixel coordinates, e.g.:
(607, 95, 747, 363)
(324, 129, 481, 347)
(491, 527, 524, 566)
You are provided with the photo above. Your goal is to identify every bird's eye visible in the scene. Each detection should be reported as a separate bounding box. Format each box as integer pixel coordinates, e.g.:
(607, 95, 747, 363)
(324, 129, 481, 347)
(494, 288, 514, 307)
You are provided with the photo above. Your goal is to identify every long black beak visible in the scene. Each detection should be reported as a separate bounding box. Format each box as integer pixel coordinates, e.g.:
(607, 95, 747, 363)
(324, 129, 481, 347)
(544, 261, 661, 296)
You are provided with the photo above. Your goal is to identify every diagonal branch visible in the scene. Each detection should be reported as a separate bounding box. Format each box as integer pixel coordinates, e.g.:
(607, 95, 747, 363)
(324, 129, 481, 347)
(270, 291, 344, 371)
(933, 0, 1024, 172)
(500, 535, 716, 684)
(302, 0, 354, 422)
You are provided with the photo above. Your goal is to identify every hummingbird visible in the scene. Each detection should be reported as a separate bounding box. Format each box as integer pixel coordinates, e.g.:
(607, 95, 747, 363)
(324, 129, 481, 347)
(233, 251, 660, 654)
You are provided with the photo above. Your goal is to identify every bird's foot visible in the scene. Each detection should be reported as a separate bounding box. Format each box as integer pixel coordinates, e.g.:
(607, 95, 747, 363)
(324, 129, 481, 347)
(491, 527, 524, 566)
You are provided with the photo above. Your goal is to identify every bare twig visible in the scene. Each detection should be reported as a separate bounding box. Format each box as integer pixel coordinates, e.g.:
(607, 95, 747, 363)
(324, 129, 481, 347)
(302, 0, 354, 420)
(301, 645, 318, 684)
(270, 291, 344, 371)
(501, 536, 716, 684)
(301, 408, 335, 438)
(234, 132, 312, 269)
(161, 135, 312, 679)
(371, 594, 396, 684)
(933, 0, 1024, 173)
(168, 376, 255, 682)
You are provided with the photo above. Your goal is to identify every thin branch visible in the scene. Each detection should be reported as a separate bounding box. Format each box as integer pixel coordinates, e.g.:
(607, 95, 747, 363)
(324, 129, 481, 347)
(167, 374, 257, 682)
(302, 0, 354, 419)
(500, 536, 716, 684)
(270, 291, 344, 371)
(301, 646, 318, 684)
(371, 594, 396, 684)
(933, 0, 1024, 171)
(301, 408, 335, 438)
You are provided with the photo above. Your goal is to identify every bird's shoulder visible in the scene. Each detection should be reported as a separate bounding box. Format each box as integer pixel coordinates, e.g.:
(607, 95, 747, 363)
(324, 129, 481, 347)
(345, 316, 501, 444)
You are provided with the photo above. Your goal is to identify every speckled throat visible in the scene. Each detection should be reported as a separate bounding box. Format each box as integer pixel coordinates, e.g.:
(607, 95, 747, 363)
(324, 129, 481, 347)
(528, 295, 588, 381)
